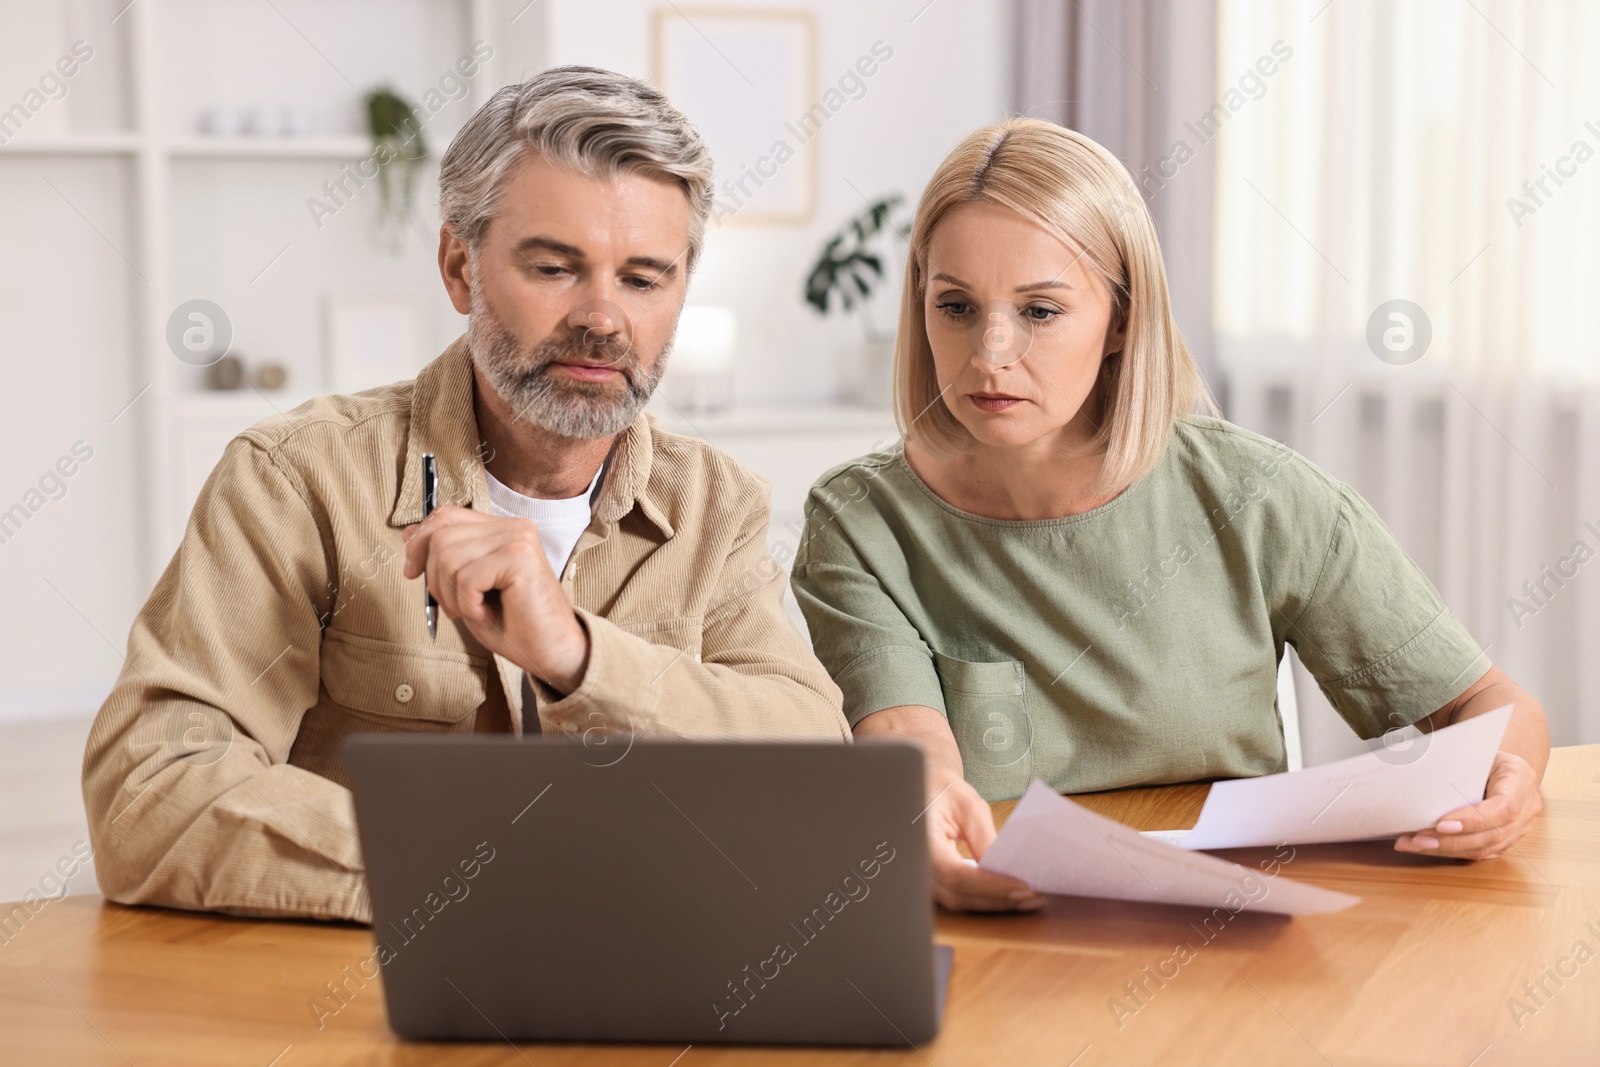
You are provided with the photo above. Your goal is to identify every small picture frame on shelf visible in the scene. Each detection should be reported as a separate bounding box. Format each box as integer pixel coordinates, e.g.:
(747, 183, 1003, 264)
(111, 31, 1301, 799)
(324, 293, 426, 394)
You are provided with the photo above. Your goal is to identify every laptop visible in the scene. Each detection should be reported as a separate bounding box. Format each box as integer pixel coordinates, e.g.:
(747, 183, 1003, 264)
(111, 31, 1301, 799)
(344, 736, 952, 1047)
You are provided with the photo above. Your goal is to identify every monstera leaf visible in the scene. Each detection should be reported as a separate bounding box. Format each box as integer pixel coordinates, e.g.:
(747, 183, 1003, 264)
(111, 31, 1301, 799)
(804, 194, 906, 316)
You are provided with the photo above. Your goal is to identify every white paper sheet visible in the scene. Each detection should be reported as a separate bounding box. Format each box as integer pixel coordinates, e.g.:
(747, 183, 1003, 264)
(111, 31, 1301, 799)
(980, 781, 1361, 915)
(1179, 705, 1514, 850)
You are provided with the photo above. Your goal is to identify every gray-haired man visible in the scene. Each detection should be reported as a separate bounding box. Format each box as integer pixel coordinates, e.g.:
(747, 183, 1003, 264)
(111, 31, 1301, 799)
(84, 67, 848, 923)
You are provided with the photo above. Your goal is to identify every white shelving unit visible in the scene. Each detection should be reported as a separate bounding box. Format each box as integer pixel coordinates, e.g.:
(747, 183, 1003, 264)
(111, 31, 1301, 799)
(1, 0, 520, 583)
(0, 133, 140, 155)
(166, 136, 376, 160)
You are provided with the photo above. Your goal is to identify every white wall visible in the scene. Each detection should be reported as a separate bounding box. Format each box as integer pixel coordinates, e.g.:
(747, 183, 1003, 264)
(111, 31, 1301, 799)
(0, 155, 144, 720)
(540, 0, 1011, 406)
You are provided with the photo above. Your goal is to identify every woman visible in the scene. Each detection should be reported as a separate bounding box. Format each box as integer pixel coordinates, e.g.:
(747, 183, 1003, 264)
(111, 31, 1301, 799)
(790, 119, 1549, 914)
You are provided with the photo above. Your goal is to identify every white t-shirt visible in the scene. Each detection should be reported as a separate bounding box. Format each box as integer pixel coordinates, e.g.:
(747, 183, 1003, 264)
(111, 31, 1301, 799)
(484, 467, 600, 579)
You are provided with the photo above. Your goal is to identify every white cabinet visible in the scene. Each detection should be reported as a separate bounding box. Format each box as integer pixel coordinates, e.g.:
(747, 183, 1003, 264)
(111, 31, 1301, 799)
(168, 391, 319, 554)
(650, 403, 896, 526)
(649, 404, 897, 631)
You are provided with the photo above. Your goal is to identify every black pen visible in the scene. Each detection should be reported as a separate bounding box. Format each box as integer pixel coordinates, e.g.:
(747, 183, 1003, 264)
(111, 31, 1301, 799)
(422, 452, 437, 640)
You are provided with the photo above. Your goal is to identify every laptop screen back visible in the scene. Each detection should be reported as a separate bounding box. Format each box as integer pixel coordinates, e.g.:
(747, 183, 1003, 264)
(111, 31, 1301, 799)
(345, 737, 938, 1047)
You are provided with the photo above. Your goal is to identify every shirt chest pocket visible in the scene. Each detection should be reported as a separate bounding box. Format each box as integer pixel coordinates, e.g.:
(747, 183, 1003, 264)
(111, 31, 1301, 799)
(320, 630, 489, 729)
(934, 651, 1032, 801)
(617, 615, 704, 659)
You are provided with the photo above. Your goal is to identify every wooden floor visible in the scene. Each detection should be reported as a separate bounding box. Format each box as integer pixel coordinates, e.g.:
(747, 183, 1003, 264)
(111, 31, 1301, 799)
(0, 714, 99, 902)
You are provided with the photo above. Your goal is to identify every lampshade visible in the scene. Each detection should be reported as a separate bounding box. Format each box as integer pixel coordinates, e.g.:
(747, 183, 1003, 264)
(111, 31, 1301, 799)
(672, 305, 737, 374)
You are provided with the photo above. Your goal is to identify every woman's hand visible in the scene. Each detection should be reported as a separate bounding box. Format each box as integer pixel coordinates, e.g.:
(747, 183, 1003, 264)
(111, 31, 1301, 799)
(1394, 749, 1542, 860)
(923, 767, 1045, 912)
(1395, 666, 1550, 861)
(854, 704, 1045, 913)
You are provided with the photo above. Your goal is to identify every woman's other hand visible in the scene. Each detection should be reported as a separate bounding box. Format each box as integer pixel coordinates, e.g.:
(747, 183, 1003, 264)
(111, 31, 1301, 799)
(1395, 666, 1549, 860)
(1394, 749, 1542, 860)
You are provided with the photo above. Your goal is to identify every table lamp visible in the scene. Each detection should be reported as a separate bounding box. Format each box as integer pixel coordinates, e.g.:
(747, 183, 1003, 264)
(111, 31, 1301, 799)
(667, 305, 737, 414)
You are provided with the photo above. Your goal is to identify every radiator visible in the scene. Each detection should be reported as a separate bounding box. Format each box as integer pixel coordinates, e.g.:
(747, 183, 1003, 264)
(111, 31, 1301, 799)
(1222, 354, 1600, 753)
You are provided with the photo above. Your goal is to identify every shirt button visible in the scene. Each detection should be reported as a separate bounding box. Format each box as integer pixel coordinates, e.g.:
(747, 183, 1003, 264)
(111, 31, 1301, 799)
(394, 683, 415, 703)
(561, 721, 579, 735)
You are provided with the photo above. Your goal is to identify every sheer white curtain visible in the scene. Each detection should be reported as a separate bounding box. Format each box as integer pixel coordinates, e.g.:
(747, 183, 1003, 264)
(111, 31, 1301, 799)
(1213, 0, 1600, 747)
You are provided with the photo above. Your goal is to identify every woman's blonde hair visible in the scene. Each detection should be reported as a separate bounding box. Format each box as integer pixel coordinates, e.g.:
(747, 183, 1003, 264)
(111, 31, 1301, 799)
(894, 118, 1215, 495)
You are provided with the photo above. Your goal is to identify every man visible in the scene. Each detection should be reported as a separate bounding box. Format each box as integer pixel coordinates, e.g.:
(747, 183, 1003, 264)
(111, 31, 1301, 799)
(83, 67, 848, 923)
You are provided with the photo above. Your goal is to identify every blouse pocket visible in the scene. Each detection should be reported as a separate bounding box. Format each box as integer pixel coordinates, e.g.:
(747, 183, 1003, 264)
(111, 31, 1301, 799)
(319, 629, 489, 730)
(932, 651, 1032, 801)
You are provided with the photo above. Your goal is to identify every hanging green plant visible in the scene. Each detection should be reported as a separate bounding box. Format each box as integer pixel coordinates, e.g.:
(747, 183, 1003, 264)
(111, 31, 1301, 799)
(364, 86, 429, 255)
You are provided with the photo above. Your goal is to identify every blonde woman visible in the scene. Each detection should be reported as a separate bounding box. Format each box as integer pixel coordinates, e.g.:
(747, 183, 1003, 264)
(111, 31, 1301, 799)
(790, 119, 1550, 913)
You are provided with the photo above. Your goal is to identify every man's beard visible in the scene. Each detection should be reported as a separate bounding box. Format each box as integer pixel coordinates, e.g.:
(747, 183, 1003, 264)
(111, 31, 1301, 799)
(466, 284, 667, 440)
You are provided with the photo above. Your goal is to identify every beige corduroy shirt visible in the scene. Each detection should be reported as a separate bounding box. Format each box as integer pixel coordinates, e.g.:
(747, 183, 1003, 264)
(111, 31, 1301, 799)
(83, 337, 848, 923)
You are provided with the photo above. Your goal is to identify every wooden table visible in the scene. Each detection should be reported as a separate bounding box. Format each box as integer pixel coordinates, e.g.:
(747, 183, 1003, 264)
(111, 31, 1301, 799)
(4, 746, 1598, 1067)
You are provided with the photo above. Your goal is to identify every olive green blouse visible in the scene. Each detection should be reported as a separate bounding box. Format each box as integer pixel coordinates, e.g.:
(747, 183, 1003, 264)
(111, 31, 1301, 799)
(790, 416, 1487, 801)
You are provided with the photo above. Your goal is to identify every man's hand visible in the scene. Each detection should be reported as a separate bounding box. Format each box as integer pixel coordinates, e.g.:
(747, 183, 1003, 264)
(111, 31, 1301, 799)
(402, 505, 589, 693)
(924, 768, 1045, 913)
(1394, 750, 1543, 860)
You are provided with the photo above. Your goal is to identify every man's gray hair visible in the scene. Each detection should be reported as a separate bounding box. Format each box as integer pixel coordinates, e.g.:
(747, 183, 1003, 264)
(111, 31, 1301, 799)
(439, 65, 714, 269)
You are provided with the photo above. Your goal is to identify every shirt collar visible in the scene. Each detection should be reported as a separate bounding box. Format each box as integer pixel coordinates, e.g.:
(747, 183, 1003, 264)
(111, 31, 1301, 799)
(389, 335, 673, 538)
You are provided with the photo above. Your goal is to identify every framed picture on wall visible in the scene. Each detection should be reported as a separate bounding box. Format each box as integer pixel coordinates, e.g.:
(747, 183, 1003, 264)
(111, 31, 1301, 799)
(324, 293, 427, 394)
(653, 8, 816, 225)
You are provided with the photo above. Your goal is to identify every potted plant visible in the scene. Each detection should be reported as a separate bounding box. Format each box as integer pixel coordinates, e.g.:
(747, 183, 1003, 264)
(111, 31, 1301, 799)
(803, 193, 909, 406)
